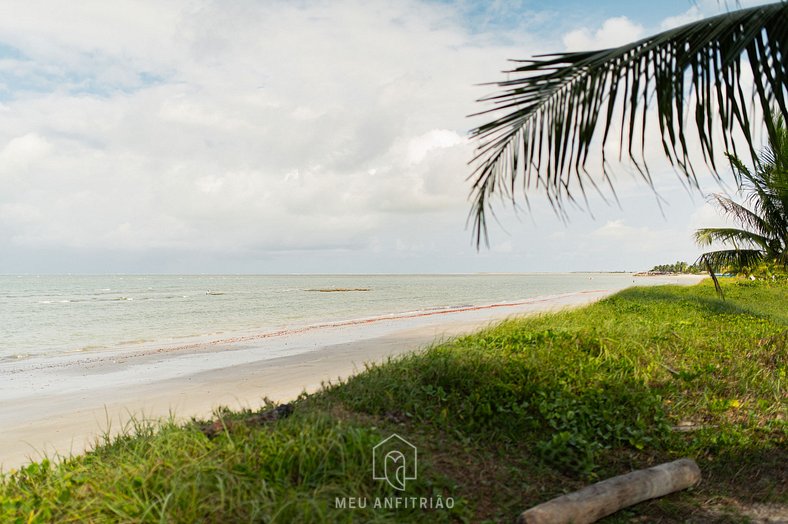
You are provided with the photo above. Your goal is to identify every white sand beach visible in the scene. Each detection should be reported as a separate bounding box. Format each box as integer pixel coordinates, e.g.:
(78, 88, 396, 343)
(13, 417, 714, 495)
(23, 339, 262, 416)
(0, 275, 704, 471)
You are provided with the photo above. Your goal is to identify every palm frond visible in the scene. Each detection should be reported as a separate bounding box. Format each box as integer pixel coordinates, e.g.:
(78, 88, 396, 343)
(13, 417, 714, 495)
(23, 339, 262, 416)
(697, 114, 787, 273)
(706, 193, 773, 237)
(469, 2, 788, 245)
(726, 115, 788, 248)
(693, 227, 771, 250)
(777, 248, 788, 267)
(697, 249, 765, 271)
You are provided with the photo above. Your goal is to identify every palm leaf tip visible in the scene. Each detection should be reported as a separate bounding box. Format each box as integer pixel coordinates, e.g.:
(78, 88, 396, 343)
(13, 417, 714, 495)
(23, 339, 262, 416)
(469, 2, 788, 244)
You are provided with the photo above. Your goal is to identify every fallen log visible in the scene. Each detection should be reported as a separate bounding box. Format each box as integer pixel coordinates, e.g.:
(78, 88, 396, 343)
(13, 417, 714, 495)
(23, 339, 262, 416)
(200, 403, 294, 438)
(518, 458, 701, 524)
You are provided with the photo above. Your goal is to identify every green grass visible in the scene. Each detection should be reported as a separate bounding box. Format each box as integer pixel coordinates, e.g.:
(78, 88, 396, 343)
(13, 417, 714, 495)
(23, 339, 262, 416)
(1, 278, 786, 523)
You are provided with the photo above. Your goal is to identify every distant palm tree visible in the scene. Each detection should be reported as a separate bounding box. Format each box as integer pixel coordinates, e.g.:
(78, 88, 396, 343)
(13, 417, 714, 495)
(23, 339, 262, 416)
(695, 114, 788, 276)
(469, 2, 788, 245)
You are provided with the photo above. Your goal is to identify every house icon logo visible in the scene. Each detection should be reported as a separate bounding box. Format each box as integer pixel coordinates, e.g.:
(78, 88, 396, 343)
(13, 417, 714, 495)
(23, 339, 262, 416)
(372, 434, 417, 491)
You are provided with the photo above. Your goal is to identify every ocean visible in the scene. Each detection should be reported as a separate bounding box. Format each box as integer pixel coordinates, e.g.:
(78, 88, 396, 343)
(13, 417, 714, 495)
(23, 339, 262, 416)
(1, 273, 652, 362)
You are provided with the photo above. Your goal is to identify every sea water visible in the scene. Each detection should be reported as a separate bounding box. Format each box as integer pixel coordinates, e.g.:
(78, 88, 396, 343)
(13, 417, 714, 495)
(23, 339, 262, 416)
(0, 273, 650, 361)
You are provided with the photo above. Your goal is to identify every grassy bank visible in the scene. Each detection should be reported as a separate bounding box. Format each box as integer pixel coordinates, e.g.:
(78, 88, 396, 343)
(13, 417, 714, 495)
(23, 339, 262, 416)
(2, 279, 786, 523)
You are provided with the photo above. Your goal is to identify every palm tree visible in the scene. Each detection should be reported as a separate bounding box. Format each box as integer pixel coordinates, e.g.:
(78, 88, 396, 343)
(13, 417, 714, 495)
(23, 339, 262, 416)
(469, 2, 788, 245)
(695, 114, 788, 277)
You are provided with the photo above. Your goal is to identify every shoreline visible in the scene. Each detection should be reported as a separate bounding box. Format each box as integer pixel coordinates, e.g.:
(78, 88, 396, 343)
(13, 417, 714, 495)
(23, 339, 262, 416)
(1, 289, 608, 372)
(0, 275, 704, 471)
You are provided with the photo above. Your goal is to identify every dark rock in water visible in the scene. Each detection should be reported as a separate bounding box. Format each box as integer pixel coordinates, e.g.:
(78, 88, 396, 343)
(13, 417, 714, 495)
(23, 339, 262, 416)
(304, 288, 371, 292)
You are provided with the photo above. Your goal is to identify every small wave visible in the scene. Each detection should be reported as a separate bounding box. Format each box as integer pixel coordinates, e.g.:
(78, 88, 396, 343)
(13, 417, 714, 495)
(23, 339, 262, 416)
(172, 333, 203, 339)
(419, 304, 473, 312)
(77, 345, 106, 352)
(118, 339, 150, 346)
(0, 353, 31, 362)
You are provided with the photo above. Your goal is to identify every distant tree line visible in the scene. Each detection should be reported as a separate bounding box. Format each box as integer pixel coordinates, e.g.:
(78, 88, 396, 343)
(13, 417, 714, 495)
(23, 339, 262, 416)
(648, 261, 702, 274)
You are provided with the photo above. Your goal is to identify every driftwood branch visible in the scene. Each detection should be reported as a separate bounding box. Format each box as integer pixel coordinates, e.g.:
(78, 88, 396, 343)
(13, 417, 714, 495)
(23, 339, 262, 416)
(200, 403, 294, 438)
(518, 458, 701, 524)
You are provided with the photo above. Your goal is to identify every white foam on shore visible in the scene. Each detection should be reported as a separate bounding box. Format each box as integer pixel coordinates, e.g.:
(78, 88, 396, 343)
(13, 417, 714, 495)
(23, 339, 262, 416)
(0, 290, 608, 398)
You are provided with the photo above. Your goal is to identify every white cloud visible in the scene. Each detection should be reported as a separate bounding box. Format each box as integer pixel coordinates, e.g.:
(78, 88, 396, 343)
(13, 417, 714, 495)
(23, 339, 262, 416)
(0, 0, 539, 263)
(660, 6, 704, 31)
(0, 1, 739, 273)
(406, 129, 465, 166)
(660, 1, 772, 32)
(563, 16, 644, 52)
(0, 133, 51, 172)
(591, 219, 691, 257)
(491, 240, 513, 253)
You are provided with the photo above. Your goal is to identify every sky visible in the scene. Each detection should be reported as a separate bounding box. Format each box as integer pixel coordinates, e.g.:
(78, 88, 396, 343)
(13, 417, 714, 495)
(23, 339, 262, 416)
(0, 0, 770, 274)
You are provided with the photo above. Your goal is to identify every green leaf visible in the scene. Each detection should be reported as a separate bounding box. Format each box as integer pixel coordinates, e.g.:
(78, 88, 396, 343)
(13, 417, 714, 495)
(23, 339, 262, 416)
(469, 3, 788, 245)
